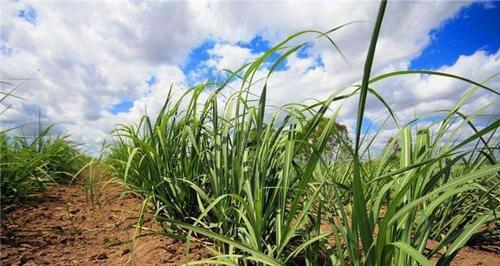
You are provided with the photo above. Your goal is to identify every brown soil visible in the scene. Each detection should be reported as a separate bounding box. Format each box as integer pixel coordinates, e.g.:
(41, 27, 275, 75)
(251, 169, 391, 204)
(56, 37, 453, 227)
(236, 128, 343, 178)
(447, 246, 500, 266)
(0, 183, 206, 265)
(427, 239, 500, 266)
(1, 182, 499, 266)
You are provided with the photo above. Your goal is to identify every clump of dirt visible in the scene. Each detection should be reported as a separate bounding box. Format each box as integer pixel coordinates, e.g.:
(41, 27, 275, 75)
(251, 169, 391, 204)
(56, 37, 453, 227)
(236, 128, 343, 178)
(0, 183, 206, 265)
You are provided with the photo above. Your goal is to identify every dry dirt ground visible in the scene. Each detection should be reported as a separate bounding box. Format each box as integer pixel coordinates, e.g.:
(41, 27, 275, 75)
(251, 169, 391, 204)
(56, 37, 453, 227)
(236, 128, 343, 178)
(0, 183, 205, 265)
(1, 182, 499, 265)
(429, 240, 500, 266)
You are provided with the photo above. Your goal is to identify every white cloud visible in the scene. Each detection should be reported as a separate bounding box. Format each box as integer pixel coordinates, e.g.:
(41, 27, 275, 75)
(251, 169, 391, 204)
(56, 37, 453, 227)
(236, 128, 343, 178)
(1, 0, 497, 154)
(206, 43, 255, 71)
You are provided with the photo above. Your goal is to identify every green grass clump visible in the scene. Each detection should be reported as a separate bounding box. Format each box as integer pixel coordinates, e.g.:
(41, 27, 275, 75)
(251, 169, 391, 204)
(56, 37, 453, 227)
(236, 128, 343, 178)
(0, 127, 87, 203)
(108, 1, 498, 265)
(1, 81, 90, 204)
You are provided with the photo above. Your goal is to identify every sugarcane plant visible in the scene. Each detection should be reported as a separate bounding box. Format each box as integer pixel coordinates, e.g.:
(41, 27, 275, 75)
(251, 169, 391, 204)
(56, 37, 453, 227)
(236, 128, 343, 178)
(108, 0, 499, 265)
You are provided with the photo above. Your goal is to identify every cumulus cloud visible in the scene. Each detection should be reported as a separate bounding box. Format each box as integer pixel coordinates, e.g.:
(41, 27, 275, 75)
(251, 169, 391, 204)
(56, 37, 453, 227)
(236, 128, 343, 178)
(0, 0, 497, 154)
(206, 44, 255, 71)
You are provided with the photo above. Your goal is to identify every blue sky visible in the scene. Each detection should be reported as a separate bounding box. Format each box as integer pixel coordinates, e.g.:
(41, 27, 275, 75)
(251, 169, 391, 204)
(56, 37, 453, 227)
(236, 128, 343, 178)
(1, 1, 498, 152)
(109, 100, 134, 115)
(410, 2, 499, 69)
(181, 35, 288, 88)
(17, 4, 37, 25)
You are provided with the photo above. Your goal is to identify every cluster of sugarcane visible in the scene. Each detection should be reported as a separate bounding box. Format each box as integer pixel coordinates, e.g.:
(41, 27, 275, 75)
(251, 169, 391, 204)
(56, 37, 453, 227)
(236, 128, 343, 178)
(108, 1, 499, 265)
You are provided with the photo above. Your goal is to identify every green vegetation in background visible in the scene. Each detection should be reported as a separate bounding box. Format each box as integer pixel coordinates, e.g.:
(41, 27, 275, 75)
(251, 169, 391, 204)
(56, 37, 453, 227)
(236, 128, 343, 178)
(0, 83, 89, 204)
(0, 127, 88, 204)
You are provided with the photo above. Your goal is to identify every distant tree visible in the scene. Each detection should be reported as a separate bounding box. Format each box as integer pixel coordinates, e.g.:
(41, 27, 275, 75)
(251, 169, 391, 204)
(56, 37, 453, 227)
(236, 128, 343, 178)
(243, 117, 351, 164)
(299, 117, 352, 163)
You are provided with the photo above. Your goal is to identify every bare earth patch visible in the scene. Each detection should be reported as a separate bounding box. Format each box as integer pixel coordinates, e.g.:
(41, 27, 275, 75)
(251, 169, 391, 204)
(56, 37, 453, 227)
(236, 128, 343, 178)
(0, 183, 205, 265)
(428, 239, 500, 266)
